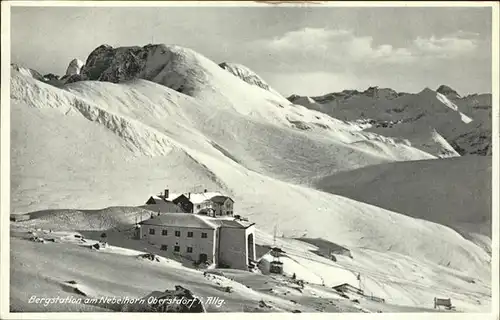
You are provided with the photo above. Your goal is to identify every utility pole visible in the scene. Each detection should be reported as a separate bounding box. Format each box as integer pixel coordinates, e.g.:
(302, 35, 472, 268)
(273, 225, 277, 247)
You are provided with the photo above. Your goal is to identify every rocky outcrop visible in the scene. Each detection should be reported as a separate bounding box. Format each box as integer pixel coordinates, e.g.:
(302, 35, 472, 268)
(66, 58, 85, 76)
(81, 44, 146, 82)
(362, 86, 400, 100)
(219, 62, 270, 91)
(65, 44, 206, 95)
(451, 129, 492, 156)
(436, 85, 461, 100)
(43, 73, 60, 81)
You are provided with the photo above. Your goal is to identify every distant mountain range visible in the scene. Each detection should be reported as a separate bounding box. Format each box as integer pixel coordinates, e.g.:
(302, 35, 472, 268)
(288, 85, 492, 157)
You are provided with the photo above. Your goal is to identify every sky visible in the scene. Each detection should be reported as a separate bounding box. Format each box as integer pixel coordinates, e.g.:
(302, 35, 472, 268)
(10, 5, 493, 96)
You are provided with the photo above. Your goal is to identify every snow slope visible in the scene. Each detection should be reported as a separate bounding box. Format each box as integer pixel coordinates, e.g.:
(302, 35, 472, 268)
(436, 92, 472, 123)
(9, 43, 492, 312)
(316, 156, 492, 251)
(11, 65, 434, 187)
(10, 216, 491, 312)
(218, 62, 282, 98)
(13, 224, 453, 313)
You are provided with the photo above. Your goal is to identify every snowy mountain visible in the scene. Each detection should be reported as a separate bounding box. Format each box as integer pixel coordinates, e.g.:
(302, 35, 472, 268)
(9, 43, 492, 313)
(289, 86, 492, 157)
(10, 63, 45, 82)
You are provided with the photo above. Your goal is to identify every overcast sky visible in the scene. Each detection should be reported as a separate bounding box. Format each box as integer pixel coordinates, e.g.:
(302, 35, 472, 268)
(11, 5, 493, 96)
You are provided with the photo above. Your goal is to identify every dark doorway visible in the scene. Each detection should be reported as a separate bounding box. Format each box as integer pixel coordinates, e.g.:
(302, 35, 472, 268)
(247, 233, 255, 261)
(199, 253, 208, 263)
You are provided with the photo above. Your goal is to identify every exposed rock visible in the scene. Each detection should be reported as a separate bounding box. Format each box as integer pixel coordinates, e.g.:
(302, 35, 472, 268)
(451, 129, 492, 156)
(66, 58, 85, 76)
(80, 44, 144, 82)
(219, 62, 270, 91)
(137, 253, 160, 262)
(71, 44, 206, 95)
(437, 85, 461, 99)
(63, 73, 84, 84)
(43, 73, 60, 81)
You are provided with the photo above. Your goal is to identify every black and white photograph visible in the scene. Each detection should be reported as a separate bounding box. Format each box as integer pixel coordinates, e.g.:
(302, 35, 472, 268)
(1, 1, 498, 317)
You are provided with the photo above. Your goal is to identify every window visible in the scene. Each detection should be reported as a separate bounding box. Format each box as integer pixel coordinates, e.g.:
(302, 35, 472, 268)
(187, 247, 193, 253)
(149, 228, 155, 235)
(162, 229, 168, 236)
(175, 231, 181, 237)
(161, 245, 167, 251)
(201, 232, 208, 238)
(187, 231, 193, 238)
(174, 246, 180, 252)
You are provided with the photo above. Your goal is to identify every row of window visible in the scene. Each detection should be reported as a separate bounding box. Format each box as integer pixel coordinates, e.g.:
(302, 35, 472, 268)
(194, 203, 233, 209)
(210, 211, 233, 216)
(149, 228, 208, 238)
(160, 245, 193, 253)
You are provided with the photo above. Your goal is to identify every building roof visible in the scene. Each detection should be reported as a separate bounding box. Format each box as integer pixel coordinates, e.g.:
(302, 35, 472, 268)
(149, 195, 165, 202)
(208, 217, 255, 229)
(139, 213, 254, 230)
(141, 201, 184, 213)
(139, 213, 219, 229)
(162, 192, 226, 205)
(209, 195, 233, 204)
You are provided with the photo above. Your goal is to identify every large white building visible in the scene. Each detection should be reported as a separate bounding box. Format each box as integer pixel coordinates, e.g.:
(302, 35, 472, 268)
(138, 213, 255, 270)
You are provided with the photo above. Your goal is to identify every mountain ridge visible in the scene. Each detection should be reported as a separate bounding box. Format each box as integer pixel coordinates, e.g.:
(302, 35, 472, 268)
(288, 85, 492, 157)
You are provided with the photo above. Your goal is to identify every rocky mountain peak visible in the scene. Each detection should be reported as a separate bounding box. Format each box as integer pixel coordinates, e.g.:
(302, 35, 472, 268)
(436, 85, 460, 99)
(65, 58, 85, 76)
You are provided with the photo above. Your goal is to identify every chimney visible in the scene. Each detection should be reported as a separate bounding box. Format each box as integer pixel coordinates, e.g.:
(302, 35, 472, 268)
(188, 192, 191, 199)
(164, 189, 169, 200)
